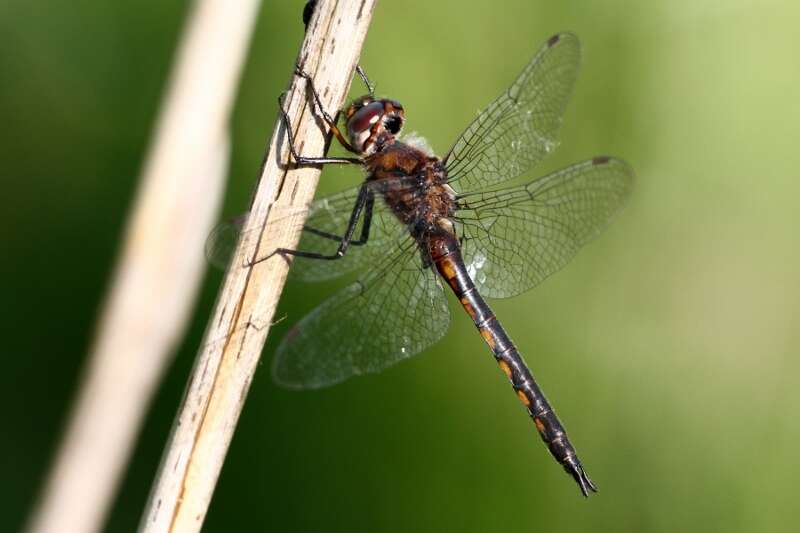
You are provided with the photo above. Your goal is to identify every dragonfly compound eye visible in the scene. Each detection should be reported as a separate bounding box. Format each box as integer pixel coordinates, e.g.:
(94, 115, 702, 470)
(384, 114, 403, 134)
(346, 99, 404, 154)
(346, 100, 384, 153)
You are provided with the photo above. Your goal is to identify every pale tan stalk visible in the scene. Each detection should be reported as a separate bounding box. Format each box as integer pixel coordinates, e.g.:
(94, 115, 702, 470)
(25, 2, 261, 532)
(138, 1, 377, 531)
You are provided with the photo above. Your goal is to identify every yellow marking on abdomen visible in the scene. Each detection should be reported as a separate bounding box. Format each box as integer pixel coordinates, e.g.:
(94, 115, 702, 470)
(438, 258, 456, 280)
(516, 389, 531, 408)
(498, 360, 512, 379)
(479, 327, 496, 350)
(460, 297, 477, 321)
(533, 417, 546, 433)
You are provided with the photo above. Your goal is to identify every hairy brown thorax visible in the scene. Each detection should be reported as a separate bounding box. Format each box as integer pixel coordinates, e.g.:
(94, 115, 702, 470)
(364, 141, 456, 238)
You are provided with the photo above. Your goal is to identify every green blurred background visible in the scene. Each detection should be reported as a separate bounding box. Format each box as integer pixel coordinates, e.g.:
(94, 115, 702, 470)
(3, 0, 799, 531)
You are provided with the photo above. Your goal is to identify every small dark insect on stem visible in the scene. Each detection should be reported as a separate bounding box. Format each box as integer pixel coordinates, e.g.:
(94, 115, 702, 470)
(302, 0, 317, 29)
(304, 0, 375, 95)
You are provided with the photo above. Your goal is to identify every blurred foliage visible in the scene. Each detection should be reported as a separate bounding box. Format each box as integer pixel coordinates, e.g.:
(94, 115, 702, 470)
(2, 0, 800, 531)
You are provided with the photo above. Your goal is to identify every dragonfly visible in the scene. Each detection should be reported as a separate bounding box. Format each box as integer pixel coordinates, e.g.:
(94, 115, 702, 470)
(208, 32, 633, 497)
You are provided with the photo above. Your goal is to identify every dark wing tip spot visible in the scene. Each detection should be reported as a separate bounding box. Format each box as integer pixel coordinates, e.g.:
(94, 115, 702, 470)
(592, 156, 611, 165)
(547, 34, 561, 47)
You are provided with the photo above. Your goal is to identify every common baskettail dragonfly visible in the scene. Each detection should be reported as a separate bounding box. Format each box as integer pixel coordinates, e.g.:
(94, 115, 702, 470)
(208, 32, 633, 497)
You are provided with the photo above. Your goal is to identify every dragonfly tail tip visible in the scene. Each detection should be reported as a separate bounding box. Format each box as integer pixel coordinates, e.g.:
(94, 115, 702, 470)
(564, 458, 598, 497)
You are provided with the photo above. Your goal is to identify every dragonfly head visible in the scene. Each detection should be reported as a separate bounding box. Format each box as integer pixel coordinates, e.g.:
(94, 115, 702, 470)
(345, 96, 405, 155)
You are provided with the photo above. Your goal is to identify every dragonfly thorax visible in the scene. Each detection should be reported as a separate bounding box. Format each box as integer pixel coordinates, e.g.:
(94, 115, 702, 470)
(345, 96, 405, 155)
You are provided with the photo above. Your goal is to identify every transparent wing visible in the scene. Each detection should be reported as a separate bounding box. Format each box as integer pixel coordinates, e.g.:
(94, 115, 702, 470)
(443, 32, 581, 192)
(205, 212, 251, 270)
(454, 157, 634, 299)
(205, 181, 411, 281)
(272, 238, 450, 389)
(290, 180, 413, 282)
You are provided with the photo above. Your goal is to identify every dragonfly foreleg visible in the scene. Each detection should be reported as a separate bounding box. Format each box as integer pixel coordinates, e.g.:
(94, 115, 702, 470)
(292, 67, 361, 155)
(355, 65, 375, 95)
(278, 91, 362, 166)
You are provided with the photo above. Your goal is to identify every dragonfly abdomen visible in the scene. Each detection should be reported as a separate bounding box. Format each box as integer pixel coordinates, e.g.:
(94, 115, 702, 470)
(430, 234, 597, 497)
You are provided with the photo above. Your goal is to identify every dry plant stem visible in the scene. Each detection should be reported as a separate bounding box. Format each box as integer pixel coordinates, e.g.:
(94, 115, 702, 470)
(25, 2, 261, 533)
(138, 1, 377, 531)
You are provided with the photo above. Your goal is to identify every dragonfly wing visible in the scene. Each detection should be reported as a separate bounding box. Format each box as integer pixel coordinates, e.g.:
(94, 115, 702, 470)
(289, 182, 409, 282)
(205, 212, 251, 270)
(454, 157, 634, 299)
(205, 180, 410, 281)
(444, 32, 580, 192)
(272, 237, 450, 389)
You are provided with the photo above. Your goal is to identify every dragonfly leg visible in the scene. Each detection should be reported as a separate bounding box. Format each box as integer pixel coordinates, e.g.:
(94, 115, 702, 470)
(291, 68, 360, 155)
(248, 186, 373, 267)
(303, 191, 374, 247)
(278, 91, 361, 166)
(355, 65, 375, 95)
